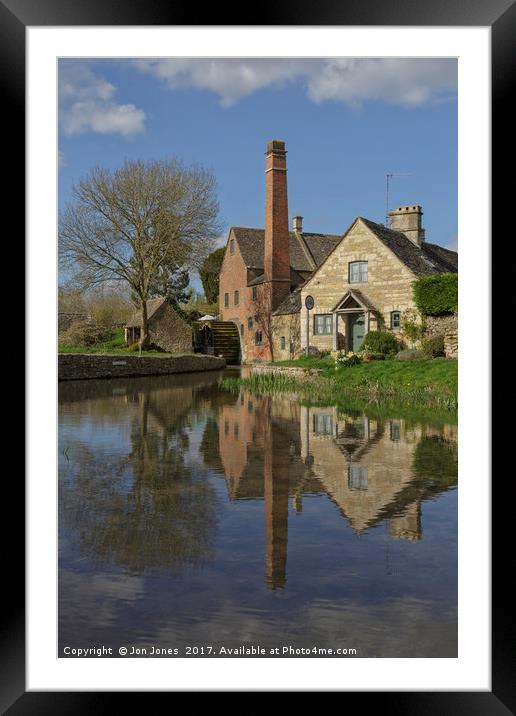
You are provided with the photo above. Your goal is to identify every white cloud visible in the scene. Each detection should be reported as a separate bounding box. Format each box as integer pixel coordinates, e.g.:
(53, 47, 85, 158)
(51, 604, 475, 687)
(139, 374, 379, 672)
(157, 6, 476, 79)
(59, 62, 146, 136)
(307, 59, 457, 107)
(58, 150, 65, 168)
(134, 58, 456, 108)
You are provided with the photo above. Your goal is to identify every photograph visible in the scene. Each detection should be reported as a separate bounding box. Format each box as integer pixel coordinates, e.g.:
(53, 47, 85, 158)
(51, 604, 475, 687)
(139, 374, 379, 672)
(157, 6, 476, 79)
(57, 56, 459, 659)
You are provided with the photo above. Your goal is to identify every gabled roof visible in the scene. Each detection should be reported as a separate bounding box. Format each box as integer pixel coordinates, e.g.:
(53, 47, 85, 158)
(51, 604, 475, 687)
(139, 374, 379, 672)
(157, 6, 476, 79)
(125, 297, 167, 328)
(231, 227, 341, 273)
(332, 289, 377, 312)
(359, 218, 458, 276)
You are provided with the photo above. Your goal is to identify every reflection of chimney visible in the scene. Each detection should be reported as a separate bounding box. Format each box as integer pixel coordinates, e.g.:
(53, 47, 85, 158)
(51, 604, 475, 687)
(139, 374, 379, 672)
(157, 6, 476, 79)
(264, 140, 290, 310)
(389, 205, 425, 246)
(388, 502, 422, 541)
(263, 398, 289, 589)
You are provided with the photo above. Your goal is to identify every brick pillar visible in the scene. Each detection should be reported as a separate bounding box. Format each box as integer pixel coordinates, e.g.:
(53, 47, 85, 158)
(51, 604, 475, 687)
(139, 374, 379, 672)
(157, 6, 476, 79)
(264, 140, 291, 310)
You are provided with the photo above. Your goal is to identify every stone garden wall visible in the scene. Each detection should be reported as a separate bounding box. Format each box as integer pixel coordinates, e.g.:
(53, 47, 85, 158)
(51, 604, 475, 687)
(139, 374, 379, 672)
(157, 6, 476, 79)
(425, 314, 458, 359)
(59, 354, 226, 381)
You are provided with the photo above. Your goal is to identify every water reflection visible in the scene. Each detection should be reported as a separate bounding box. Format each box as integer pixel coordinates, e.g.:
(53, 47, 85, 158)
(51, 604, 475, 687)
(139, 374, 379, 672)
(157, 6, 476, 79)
(215, 392, 457, 588)
(59, 371, 457, 656)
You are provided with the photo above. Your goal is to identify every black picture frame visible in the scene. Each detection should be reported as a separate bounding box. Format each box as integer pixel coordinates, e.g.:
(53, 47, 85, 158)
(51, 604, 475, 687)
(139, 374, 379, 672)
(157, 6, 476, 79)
(10, 0, 512, 709)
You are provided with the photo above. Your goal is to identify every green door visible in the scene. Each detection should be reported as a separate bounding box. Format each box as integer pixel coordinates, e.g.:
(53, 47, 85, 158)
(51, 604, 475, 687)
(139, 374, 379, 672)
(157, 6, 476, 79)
(349, 313, 366, 351)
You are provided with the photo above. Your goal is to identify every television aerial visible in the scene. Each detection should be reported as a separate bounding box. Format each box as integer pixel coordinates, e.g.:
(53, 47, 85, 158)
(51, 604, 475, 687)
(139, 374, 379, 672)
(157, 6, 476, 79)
(385, 172, 412, 226)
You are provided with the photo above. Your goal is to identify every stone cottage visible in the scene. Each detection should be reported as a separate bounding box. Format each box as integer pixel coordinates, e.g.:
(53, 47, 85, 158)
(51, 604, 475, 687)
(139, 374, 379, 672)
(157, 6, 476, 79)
(218, 139, 458, 362)
(125, 297, 192, 353)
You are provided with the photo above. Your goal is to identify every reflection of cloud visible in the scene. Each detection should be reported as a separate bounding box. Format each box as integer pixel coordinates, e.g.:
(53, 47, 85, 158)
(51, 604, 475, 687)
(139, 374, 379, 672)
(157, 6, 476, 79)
(134, 58, 457, 108)
(59, 570, 144, 633)
(59, 62, 145, 136)
(151, 595, 457, 657)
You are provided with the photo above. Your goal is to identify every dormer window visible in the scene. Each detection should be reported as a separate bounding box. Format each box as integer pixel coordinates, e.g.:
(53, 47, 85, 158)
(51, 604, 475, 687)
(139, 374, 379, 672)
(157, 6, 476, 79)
(229, 239, 235, 255)
(349, 261, 368, 283)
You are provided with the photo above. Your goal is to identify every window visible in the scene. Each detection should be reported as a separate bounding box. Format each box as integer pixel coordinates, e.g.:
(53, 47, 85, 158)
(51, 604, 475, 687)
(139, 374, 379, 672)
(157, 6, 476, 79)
(255, 330, 263, 345)
(234, 290, 239, 306)
(240, 324, 244, 337)
(247, 317, 253, 329)
(281, 336, 286, 350)
(224, 292, 229, 308)
(391, 311, 401, 330)
(229, 239, 235, 255)
(252, 286, 257, 300)
(390, 420, 401, 442)
(348, 465, 368, 491)
(313, 413, 333, 435)
(349, 261, 368, 283)
(314, 314, 333, 335)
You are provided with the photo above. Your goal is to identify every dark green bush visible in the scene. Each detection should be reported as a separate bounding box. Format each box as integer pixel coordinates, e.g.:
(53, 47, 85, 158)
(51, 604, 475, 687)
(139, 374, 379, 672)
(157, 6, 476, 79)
(421, 334, 445, 358)
(360, 330, 399, 356)
(396, 349, 425, 361)
(413, 273, 458, 316)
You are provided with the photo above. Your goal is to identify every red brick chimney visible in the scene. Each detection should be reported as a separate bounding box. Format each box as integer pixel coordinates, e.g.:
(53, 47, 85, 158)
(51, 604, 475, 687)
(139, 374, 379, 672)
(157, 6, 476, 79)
(264, 140, 290, 309)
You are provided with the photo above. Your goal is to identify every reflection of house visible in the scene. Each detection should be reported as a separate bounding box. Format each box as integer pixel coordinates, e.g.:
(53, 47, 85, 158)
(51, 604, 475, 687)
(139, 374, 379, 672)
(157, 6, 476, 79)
(125, 297, 192, 353)
(213, 391, 457, 588)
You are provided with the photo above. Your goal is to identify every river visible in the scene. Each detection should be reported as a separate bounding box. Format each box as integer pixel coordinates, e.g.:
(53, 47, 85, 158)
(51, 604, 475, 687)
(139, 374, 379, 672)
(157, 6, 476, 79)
(58, 368, 457, 657)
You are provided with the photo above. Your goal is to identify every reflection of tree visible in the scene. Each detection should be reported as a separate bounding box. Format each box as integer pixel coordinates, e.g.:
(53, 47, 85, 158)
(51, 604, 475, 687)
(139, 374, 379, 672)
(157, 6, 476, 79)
(59, 385, 218, 575)
(412, 435, 458, 489)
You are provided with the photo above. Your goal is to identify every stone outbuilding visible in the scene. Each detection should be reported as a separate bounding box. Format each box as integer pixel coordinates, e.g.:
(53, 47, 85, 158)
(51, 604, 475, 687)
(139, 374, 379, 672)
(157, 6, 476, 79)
(125, 297, 193, 354)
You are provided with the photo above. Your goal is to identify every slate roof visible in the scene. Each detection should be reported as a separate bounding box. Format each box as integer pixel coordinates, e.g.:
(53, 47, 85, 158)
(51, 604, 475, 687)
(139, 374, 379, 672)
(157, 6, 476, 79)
(231, 227, 341, 273)
(126, 297, 167, 328)
(359, 218, 458, 276)
(273, 286, 303, 315)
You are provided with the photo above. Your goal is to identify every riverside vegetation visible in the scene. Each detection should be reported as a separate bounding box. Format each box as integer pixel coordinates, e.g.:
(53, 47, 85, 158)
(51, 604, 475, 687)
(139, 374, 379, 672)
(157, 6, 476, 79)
(222, 354, 457, 415)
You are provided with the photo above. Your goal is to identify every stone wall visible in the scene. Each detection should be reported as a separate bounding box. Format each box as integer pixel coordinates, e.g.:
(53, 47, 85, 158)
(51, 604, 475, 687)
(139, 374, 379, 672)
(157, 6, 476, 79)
(149, 304, 193, 354)
(425, 314, 458, 359)
(271, 312, 301, 361)
(59, 354, 225, 381)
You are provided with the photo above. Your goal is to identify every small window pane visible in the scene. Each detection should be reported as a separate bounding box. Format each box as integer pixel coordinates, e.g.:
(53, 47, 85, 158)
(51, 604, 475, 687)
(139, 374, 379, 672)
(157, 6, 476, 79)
(230, 239, 235, 255)
(349, 261, 368, 283)
(314, 314, 333, 335)
(391, 311, 401, 330)
(224, 293, 229, 307)
(234, 290, 239, 305)
(252, 286, 257, 300)
(247, 317, 253, 329)
(281, 336, 286, 350)
(240, 324, 244, 337)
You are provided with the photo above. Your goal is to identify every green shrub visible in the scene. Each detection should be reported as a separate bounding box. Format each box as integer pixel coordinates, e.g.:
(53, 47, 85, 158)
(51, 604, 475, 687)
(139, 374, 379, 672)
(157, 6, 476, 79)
(413, 273, 458, 316)
(59, 320, 113, 347)
(396, 349, 425, 361)
(360, 330, 399, 356)
(401, 308, 425, 343)
(421, 334, 445, 358)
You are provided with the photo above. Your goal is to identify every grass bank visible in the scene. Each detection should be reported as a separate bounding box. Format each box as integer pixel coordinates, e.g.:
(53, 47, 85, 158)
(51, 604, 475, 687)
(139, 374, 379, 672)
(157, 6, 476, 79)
(222, 357, 458, 416)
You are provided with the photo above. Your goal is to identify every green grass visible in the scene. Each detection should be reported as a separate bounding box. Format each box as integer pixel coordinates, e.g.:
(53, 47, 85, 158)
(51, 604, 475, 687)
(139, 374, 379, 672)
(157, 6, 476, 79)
(221, 357, 457, 416)
(58, 328, 190, 356)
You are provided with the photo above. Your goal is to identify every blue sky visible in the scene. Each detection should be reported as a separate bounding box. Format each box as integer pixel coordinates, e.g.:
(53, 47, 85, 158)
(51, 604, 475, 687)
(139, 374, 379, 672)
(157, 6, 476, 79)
(58, 58, 457, 289)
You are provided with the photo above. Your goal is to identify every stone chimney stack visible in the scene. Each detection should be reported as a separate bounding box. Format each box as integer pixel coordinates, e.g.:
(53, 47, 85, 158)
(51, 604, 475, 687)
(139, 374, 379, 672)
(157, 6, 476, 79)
(264, 140, 290, 309)
(292, 215, 303, 233)
(389, 205, 426, 246)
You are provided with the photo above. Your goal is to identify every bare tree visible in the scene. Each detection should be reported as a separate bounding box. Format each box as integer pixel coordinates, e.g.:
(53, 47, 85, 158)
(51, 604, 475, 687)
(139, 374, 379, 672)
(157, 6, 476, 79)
(59, 159, 221, 347)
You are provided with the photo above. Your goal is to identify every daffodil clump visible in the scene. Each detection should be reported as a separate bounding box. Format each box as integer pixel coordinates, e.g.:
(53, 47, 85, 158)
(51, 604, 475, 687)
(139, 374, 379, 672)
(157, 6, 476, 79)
(332, 350, 363, 368)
